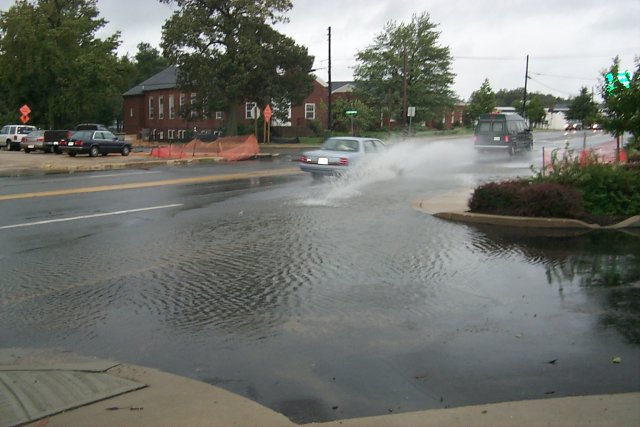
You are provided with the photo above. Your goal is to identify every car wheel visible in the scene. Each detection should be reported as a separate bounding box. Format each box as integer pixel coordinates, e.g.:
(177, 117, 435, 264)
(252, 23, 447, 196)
(121, 145, 130, 156)
(89, 146, 99, 157)
(5, 141, 12, 151)
(68, 152, 76, 157)
(24, 148, 30, 153)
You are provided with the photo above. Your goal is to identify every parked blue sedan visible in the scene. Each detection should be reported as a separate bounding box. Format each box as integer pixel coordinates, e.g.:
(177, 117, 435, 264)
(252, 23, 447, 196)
(299, 137, 387, 179)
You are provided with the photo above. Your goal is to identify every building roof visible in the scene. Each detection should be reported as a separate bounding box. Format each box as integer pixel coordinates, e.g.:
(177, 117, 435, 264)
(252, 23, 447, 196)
(123, 65, 178, 97)
(124, 65, 335, 97)
(330, 81, 354, 93)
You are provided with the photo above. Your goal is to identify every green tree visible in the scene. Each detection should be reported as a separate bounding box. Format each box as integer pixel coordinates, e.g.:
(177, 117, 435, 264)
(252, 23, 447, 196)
(331, 98, 377, 134)
(353, 12, 455, 129)
(0, 0, 129, 129)
(133, 42, 169, 85)
(600, 56, 639, 144)
(526, 96, 546, 128)
(160, 0, 314, 136)
(464, 78, 495, 126)
(495, 88, 523, 108)
(566, 86, 599, 127)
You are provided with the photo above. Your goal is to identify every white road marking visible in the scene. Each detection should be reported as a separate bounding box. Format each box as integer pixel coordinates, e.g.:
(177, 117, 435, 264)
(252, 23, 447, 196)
(0, 204, 183, 230)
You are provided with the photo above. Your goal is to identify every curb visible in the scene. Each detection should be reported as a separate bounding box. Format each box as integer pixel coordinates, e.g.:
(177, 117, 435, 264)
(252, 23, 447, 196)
(0, 156, 227, 177)
(413, 189, 640, 231)
(431, 210, 640, 230)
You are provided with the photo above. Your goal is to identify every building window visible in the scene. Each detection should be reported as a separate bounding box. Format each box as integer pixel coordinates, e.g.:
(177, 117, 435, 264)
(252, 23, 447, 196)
(305, 103, 315, 120)
(158, 96, 164, 120)
(246, 102, 257, 119)
(215, 111, 224, 120)
(148, 96, 154, 119)
(129, 107, 134, 118)
(168, 129, 175, 140)
(190, 93, 197, 119)
(158, 131, 164, 140)
(169, 95, 175, 120)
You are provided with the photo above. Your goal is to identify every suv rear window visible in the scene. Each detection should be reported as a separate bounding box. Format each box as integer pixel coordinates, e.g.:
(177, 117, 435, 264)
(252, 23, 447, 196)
(17, 126, 35, 134)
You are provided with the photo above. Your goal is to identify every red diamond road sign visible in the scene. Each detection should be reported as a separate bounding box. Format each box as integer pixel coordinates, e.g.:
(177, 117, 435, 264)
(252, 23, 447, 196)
(20, 104, 31, 116)
(263, 104, 272, 122)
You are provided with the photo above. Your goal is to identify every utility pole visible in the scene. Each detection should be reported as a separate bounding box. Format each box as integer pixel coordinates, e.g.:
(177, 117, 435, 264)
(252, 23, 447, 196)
(402, 46, 408, 126)
(327, 26, 332, 137)
(522, 54, 529, 118)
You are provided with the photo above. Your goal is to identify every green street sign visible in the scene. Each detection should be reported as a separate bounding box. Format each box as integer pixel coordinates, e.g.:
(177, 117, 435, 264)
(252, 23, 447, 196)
(345, 110, 358, 116)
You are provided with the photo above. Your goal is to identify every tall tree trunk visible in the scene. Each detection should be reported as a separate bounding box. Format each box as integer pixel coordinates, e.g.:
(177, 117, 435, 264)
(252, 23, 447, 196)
(226, 106, 238, 136)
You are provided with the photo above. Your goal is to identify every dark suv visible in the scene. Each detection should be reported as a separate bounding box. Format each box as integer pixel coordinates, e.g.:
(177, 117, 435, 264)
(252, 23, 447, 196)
(474, 113, 533, 155)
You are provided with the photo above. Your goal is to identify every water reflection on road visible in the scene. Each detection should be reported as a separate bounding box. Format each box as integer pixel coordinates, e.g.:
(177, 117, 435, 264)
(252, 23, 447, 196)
(1, 143, 639, 423)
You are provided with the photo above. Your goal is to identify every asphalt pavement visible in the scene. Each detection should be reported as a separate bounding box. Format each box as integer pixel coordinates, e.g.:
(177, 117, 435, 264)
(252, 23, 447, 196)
(1, 145, 639, 426)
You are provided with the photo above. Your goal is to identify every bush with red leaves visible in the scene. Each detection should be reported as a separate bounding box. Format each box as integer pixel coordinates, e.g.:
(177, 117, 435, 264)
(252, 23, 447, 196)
(469, 180, 586, 219)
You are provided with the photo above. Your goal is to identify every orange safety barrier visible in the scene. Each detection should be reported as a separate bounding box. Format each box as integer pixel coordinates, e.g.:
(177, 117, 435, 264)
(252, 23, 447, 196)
(150, 134, 260, 161)
(543, 139, 627, 171)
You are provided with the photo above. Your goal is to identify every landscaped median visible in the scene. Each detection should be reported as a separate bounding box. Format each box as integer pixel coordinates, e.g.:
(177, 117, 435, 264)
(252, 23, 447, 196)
(416, 143, 640, 231)
(413, 190, 640, 231)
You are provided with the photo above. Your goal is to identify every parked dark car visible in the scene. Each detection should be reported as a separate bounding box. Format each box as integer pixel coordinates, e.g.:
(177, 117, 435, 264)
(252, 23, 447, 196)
(474, 112, 533, 155)
(20, 130, 72, 153)
(59, 130, 131, 157)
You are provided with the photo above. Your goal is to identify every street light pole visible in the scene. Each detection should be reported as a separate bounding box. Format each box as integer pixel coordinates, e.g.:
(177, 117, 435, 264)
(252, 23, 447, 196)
(327, 26, 332, 137)
(522, 54, 529, 118)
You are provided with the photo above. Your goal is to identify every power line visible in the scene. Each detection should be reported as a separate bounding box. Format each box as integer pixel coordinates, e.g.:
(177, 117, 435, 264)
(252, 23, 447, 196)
(527, 75, 575, 96)
(531, 72, 598, 81)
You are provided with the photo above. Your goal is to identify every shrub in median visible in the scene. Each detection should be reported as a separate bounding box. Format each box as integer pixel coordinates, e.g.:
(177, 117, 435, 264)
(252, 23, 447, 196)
(469, 180, 586, 219)
(531, 150, 640, 216)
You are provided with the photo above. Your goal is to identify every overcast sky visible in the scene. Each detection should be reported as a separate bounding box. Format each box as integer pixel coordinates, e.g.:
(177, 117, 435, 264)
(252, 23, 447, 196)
(1, 0, 638, 101)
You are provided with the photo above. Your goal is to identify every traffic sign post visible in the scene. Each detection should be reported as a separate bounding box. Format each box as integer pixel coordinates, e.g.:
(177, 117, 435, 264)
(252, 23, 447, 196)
(407, 106, 416, 137)
(263, 104, 272, 143)
(345, 110, 357, 135)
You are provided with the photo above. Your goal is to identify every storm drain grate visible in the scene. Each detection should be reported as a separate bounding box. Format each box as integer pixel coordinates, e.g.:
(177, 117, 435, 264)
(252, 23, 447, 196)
(0, 370, 145, 427)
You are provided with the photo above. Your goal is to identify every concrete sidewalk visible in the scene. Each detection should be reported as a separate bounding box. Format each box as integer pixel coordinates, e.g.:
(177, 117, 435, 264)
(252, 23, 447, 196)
(2, 348, 638, 427)
(0, 143, 308, 177)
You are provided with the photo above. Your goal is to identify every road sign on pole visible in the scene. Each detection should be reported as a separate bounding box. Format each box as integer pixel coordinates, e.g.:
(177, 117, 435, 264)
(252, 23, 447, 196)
(345, 110, 357, 116)
(263, 105, 273, 143)
(19, 104, 31, 124)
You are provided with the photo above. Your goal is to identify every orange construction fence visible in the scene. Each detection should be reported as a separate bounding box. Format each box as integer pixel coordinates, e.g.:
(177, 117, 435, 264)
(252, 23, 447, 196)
(150, 134, 260, 161)
(543, 139, 628, 170)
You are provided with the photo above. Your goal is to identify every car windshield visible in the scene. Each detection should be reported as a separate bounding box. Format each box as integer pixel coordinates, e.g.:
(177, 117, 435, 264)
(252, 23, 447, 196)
(322, 139, 359, 152)
(17, 127, 35, 134)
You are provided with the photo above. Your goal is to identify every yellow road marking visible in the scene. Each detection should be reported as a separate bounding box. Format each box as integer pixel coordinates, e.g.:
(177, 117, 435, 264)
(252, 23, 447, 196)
(0, 167, 302, 201)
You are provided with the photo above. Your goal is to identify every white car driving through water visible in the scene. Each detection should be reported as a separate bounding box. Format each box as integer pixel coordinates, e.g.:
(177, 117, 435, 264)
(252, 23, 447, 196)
(299, 137, 387, 180)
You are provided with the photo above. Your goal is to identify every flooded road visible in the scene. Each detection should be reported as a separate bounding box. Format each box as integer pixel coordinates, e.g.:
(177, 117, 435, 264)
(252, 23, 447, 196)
(1, 138, 638, 422)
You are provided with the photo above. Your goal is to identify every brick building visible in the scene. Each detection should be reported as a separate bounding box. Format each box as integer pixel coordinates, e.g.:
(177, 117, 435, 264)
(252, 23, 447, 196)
(122, 65, 332, 141)
(122, 66, 467, 139)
